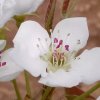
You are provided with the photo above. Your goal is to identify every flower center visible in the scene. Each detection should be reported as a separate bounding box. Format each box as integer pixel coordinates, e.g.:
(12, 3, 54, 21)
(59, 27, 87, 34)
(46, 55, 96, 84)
(0, 51, 6, 68)
(40, 38, 75, 72)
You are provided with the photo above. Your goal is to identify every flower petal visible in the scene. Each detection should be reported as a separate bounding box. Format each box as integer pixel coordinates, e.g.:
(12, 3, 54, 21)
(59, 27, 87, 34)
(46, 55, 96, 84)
(27, 0, 44, 14)
(0, 49, 23, 81)
(0, 0, 15, 28)
(71, 47, 100, 84)
(0, 40, 6, 51)
(39, 69, 82, 87)
(97, 96, 100, 100)
(8, 48, 48, 77)
(52, 17, 89, 52)
(13, 21, 51, 58)
(14, 0, 44, 15)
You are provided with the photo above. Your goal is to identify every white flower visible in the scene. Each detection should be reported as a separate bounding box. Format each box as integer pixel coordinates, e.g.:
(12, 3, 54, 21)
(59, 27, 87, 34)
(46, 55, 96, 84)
(9, 17, 100, 87)
(0, 40, 23, 81)
(0, 0, 44, 28)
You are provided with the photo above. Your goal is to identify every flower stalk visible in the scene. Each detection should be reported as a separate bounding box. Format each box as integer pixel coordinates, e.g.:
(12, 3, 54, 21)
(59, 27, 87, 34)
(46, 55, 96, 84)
(74, 82, 100, 100)
(24, 71, 32, 99)
(62, 0, 70, 18)
(64, 0, 80, 18)
(0, 29, 6, 40)
(45, 0, 57, 34)
(13, 15, 25, 27)
(41, 87, 54, 100)
(12, 79, 22, 100)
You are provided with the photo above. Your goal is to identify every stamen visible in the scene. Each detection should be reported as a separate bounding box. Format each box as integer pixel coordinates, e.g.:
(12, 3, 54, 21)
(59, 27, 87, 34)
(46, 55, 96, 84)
(56, 44, 60, 49)
(65, 45, 69, 51)
(59, 59, 63, 67)
(54, 38, 58, 43)
(59, 40, 63, 45)
(52, 52, 57, 66)
(2, 62, 6, 66)
(59, 53, 64, 67)
(0, 62, 6, 67)
(56, 40, 63, 49)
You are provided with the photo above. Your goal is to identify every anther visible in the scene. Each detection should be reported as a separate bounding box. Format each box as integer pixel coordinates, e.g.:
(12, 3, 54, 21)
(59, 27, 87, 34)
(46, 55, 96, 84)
(2, 62, 6, 66)
(59, 40, 63, 45)
(65, 45, 69, 51)
(56, 44, 60, 49)
(54, 38, 58, 43)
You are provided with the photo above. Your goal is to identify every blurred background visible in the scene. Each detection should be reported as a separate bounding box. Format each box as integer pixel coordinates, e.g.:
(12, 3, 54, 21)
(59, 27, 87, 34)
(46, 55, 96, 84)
(0, 0, 100, 99)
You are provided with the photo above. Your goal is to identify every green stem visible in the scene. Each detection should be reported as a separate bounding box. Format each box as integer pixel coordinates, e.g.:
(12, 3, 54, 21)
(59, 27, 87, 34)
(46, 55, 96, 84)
(24, 71, 32, 98)
(62, 0, 70, 18)
(0, 28, 6, 40)
(41, 87, 53, 100)
(13, 15, 25, 27)
(65, 0, 80, 18)
(74, 83, 100, 100)
(45, 0, 57, 34)
(12, 80, 22, 100)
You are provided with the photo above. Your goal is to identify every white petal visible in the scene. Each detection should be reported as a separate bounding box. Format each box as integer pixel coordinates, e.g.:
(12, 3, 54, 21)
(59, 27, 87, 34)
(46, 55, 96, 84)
(71, 47, 100, 84)
(0, 40, 6, 51)
(52, 17, 89, 52)
(97, 96, 100, 100)
(39, 69, 82, 87)
(0, 0, 15, 28)
(0, 49, 23, 81)
(13, 20, 51, 58)
(8, 48, 48, 77)
(0, 11, 14, 28)
(14, 0, 44, 15)
(26, 0, 44, 14)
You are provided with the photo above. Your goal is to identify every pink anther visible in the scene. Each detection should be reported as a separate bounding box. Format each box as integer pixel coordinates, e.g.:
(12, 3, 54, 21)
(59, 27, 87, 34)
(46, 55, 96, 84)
(65, 45, 69, 51)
